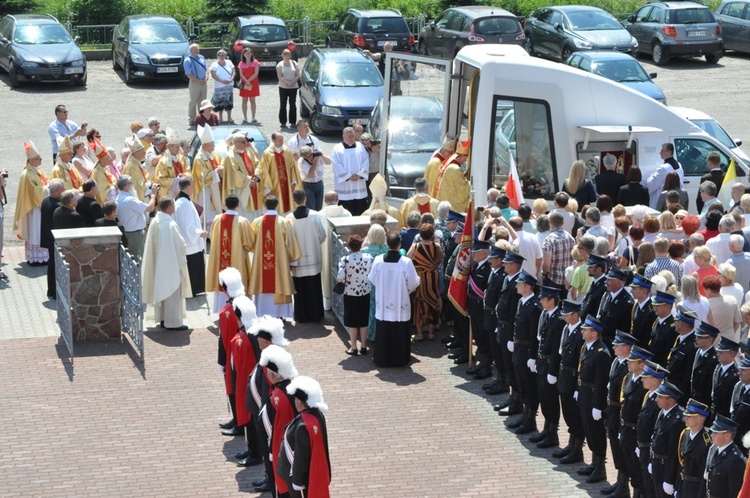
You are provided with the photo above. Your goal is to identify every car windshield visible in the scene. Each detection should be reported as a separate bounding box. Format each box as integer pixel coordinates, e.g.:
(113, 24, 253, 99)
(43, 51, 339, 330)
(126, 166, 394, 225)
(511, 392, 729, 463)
(387, 98, 443, 152)
(668, 8, 714, 24)
(131, 23, 187, 44)
(567, 11, 623, 30)
(321, 62, 383, 87)
(592, 59, 649, 82)
(14, 24, 72, 44)
(474, 17, 520, 36)
(363, 18, 409, 34)
(239, 25, 291, 43)
(691, 119, 736, 149)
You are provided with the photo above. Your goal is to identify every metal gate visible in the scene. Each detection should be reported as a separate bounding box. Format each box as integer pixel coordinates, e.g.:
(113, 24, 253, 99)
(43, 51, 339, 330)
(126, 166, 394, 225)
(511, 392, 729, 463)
(55, 243, 73, 363)
(330, 233, 350, 327)
(119, 245, 144, 357)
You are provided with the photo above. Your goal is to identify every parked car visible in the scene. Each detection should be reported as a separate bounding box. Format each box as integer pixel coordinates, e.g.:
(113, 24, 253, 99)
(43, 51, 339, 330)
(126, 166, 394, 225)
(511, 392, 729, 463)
(0, 14, 86, 88)
(564, 51, 666, 104)
(670, 106, 749, 163)
(186, 124, 270, 165)
(219, 16, 296, 70)
(299, 48, 384, 135)
(715, 0, 750, 53)
(325, 9, 415, 53)
(112, 15, 195, 84)
(523, 6, 638, 61)
(369, 96, 444, 198)
(418, 6, 524, 58)
(623, 1, 723, 65)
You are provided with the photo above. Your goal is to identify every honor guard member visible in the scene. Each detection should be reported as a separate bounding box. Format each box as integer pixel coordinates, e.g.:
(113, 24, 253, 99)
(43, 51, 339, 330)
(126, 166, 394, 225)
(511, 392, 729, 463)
(576, 316, 612, 484)
(247, 317, 289, 494)
(466, 239, 494, 380)
(259, 345, 299, 498)
(650, 380, 685, 498)
(649, 291, 678, 367)
(667, 306, 698, 402)
(552, 300, 587, 464)
(507, 270, 542, 435)
(496, 252, 525, 416)
(597, 268, 634, 348)
(619, 346, 653, 498)
(630, 274, 657, 348)
(705, 415, 747, 498)
(601, 331, 637, 497)
(690, 323, 720, 407)
(231, 296, 263, 467)
(712, 337, 740, 419)
(279, 376, 332, 498)
(581, 254, 608, 322)
(731, 356, 750, 454)
(217, 267, 246, 434)
(482, 245, 509, 395)
(531, 285, 565, 449)
(676, 399, 711, 498)
(637, 361, 668, 498)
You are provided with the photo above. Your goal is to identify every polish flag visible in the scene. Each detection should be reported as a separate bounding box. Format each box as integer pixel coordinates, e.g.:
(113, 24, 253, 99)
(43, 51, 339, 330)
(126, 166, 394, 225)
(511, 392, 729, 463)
(506, 153, 524, 210)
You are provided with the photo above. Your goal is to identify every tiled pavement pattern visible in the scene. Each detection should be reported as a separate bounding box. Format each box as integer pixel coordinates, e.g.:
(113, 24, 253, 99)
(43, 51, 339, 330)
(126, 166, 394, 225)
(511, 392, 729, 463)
(0, 246, 616, 497)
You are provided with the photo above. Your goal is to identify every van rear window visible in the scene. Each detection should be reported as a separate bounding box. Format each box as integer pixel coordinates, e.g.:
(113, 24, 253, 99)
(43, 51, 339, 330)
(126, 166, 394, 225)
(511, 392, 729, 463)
(474, 17, 520, 36)
(668, 8, 714, 24)
(362, 18, 410, 34)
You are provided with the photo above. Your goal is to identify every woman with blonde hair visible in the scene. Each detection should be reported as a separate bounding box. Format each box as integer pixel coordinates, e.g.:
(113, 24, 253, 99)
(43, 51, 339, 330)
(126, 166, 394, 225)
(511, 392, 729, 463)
(658, 211, 684, 241)
(680, 275, 711, 323)
(718, 262, 744, 306)
(362, 224, 387, 341)
(562, 160, 596, 210)
(532, 197, 548, 220)
(741, 193, 750, 227)
(691, 245, 718, 296)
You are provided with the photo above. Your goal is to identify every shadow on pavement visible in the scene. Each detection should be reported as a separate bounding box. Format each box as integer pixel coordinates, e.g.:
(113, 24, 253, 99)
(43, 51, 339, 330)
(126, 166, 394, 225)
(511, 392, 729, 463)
(338, 356, 377, 373)
(144, 328, 192, 347)
(120, 335, 147, 379)
(187, 294, 211, 315)
(375, 363, 426, 385)
(55, 336, 128, 381)
(12, 261, 46, 278)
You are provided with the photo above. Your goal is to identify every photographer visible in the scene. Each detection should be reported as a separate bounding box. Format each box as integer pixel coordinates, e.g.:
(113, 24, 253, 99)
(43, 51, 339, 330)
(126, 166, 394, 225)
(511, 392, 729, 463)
(0, 169, 7, 281)
(116, 175, 159, 260)
(298, 145, 330, 211)
(287, 120, 319, 161)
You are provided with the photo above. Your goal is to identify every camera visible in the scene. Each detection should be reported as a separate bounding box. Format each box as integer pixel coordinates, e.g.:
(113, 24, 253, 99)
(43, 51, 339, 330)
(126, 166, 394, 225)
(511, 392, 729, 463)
(247, 137, 254, 143)
(371, 138, 382, 146)
(1, 172, 8, 179)
(312, 151, 323, 158)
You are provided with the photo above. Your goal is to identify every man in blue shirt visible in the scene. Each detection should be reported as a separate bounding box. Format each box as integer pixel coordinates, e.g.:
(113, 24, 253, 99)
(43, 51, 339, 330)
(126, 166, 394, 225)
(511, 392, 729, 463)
(47, 105, 87, 161)
(184, 44, 208, 126)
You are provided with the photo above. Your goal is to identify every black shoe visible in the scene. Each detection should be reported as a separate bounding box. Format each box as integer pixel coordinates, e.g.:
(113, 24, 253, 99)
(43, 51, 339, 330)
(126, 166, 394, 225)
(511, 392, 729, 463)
(254, 481, 273, 492)
(485, 384, 508, 395)
(235, 451, 249, 460)
(165, 324, 189, 331)
(514, 418, 537, 435)
(552, 444, 573, 459)
(601, 482, 620, 495)
(441, 335, 455, 344)
(221, 427, 243, 437)
(445, 341, 461, 349)
(237, 456, 263, 467)
(586, 469, 607, 484)
(219, 419, 236, 430)
(507, 412, 527, 429)
(529, 431, 548, 443)
(577, 464, 596, 476)
(466, 364, 482, 375)
(494, 398, 512, 411)
(447, 352, 462, 360)
(482, 380, 499, 390)
(453, 355, 469, 364)
(559, 450, 584, 464)
(498, 403, 522, 417)
(359, 348, 368, 355)
(536, 434, 559, 449)
(251, 477, 267, 487)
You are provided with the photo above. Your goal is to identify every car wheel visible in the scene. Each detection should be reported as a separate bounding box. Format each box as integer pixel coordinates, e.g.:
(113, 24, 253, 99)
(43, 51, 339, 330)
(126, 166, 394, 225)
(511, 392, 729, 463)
(300, 101, 310, 118)
(112, 49, 120, 70)
(652, 42, 669, 66)
(561, 46, 572, 62)
(525, 34, 535, 56)
(419, 40, 428, 56)
(8, 60, 21, 88)
(310, 112, 326, 135)
(705, 52, 722, 64)
(73, 70, 87, 87)
(124, 59, 135, 85)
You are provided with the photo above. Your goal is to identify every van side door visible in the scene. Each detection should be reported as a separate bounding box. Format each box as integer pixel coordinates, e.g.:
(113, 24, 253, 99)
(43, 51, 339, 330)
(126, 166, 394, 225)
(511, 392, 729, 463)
(673, 137, 734, 210)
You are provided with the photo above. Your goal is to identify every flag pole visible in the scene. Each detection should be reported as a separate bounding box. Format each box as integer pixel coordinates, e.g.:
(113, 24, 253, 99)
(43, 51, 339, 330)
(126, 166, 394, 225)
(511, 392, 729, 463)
(467, 187, 475, 368)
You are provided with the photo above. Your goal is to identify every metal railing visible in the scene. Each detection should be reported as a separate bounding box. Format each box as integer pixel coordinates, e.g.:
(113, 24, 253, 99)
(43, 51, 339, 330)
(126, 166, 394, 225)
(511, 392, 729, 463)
(330, 232, 350, 328)
(65, 21, 117, 47)
(55, 243, 73, 364)
(119, 245, 144, 358)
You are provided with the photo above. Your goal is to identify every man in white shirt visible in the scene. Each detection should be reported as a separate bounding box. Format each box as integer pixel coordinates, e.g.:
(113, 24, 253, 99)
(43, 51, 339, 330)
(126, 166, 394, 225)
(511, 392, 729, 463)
(174, 175, 208, 295)
(287, 120, 320, 160)
(728, 234, 750, 295)
(297, 145, 331, 211)
(331, 127, 369, 216)
(551, 192, 576, 235)
(645, 143, 684, 209)
(706, 214, 735, 265)
(47, 104, 87, 161)
(116, 175, 157, 260)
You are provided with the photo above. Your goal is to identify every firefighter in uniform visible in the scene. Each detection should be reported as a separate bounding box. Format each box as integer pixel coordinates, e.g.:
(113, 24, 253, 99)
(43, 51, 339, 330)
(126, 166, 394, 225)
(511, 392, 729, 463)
(581, 254, 607, 322)
(731, 356, 750, 454)
(649, 291, 677, 367)
(496, 252, 524, 416)
(650, 380, 684, 498)
(619, 346, 653, 498)
(712, 337, 740, 420)
(596, 268, 634, 348)
(482, 246, 509, 395)
(705, 415, 747, 498)
(637, 361, 668, 498)
(690, 322, 719, 407)
(629, 274, 657, 348)
(676, 398, 711, 498)
(666, 305, 698, 402)
(466, 239, 493, 380)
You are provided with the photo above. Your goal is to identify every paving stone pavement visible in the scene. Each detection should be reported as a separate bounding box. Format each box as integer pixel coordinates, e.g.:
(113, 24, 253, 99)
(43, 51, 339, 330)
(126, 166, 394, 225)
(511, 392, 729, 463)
(0, 246, 617, 497)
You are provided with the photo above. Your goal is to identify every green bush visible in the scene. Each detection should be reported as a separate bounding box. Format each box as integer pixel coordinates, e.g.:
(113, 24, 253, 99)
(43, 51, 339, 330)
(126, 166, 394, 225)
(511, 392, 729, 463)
(1, 0, 39, 16)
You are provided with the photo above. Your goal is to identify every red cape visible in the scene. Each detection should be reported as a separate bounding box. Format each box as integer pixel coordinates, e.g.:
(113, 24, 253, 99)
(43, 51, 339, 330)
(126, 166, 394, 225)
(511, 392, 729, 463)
(271, 386, 296, 493)
(300, 411, 331, 498)
(219, 302, 239, 395)
(230, 330, 258, 426)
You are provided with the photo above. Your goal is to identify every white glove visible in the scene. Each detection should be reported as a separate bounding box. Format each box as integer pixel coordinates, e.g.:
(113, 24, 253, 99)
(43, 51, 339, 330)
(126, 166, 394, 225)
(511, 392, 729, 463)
(592, 408, 602, 421)
(527, 359, 536, 372)
(635, 447, 640, 458)
(507, 341, 514, 353)
(573, 390, 578, 401)
(648, 463, 652, 475)
(211, 169, 220, 183)
(618, 433, 622, 441)
(219, 365, 225, 373)
(662, 483, 674, 495)
(547, 374, 557, 385)
(292, 484, 306, 491)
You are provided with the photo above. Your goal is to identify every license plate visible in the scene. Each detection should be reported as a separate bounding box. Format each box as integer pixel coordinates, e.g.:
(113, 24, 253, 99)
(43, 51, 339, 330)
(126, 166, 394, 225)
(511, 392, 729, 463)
(156, 66, 179, 73)
(349, 118, 369, 125)
(687, 30, 706, 37)
(64, 67, 84, 75)
(260, 61, 277, 67)
(377, 40, 397, 47)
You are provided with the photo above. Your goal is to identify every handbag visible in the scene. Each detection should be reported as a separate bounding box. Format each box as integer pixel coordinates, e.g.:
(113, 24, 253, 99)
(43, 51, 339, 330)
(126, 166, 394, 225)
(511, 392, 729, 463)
(333, 256, 348, 295)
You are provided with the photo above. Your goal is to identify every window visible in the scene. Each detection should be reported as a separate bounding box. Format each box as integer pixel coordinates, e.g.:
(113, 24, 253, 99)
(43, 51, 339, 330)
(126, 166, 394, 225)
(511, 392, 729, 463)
(535, 9, 552, 24)
(305, 53, 319, 80)
(490, 97, 557, 199)
(567, 54, 581, 68)
(579, 57, 591, 71)
(447, 13, 467, 31)
(722, 2, 745, 18)
(474, 17, 520, 36)
(670, 8, 714, 24)
(674, 138, 729, 175)
(435, 12, 453, 29)
(549, 11, 563, 28)
(646, 7, 663, 23)
(635, 7, 653, 23)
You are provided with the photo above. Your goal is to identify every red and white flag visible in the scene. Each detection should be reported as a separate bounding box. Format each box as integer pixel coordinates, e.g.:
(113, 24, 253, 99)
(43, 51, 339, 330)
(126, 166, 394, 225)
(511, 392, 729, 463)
(447, 202, 473, 316)
(506, 153, 525, 210)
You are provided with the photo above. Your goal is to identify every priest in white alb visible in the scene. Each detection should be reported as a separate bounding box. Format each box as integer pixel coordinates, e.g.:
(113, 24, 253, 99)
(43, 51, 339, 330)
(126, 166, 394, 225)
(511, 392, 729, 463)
(13, 141, 49, 264)
(174, 175, 208, 295)
(142, 197, 192, 330)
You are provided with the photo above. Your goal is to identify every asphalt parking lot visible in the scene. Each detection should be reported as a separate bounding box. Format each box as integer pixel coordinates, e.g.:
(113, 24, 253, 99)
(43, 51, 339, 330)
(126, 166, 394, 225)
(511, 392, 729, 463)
(1, 51, 750, 249)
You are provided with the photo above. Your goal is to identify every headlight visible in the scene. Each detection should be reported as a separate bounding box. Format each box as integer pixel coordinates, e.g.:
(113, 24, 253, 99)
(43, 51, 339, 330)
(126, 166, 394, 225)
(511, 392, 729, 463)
(130, 53, 147, 64)
(388, 174, 398, 185)
(21, 61, 39, 68)
(70, 59, 85, 67)
(321, 106, 341, 116)
(631, 37, 638, 47)
(573, 38, 593, 49)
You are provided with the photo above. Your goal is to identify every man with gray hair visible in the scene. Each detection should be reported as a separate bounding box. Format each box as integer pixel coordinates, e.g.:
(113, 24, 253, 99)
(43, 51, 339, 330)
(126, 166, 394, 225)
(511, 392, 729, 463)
(116, 174, 158, 259)
(594, 154, 626, 203)
(41, 179, 66, 298)
(52, 189, 86, 230)
(331, 126, 369, 215)
(486, 188, 501, 207)
(145, 133, 168, 178)
(698, 180, 719, 229)
(706, 214, 736, 265)
(580, 207, 614, 251)
(184, 43, 209, 126)
(728, 234, 750, 294)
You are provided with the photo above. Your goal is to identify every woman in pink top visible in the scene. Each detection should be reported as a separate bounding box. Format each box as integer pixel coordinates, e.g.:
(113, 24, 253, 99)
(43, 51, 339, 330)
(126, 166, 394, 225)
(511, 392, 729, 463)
(691, 245, 718, 296)
(237, 47, 260, 123)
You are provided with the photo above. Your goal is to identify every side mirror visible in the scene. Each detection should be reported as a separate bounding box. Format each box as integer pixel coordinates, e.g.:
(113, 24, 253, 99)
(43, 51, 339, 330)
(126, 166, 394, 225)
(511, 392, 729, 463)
(329, 22, 336, 30)
(626, 15, 635, 23)
(554, 23, 563, 31)
(649, 72, 657, 79)
(116, 35, 126, 42)
(736, 139, 743, 146)
(429, 21, 436, 29)
(306, 78, 315, 86)
(74, 35, 81, 44)
(0, 37, 8, 44)
(509, 142, 517, 151)
(188, 33, 197, 41)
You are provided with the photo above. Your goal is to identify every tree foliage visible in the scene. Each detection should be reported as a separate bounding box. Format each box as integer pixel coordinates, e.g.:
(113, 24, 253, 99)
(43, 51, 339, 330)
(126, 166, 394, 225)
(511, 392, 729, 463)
(206, 0, 268, 21)
(1, 0, 40, 16)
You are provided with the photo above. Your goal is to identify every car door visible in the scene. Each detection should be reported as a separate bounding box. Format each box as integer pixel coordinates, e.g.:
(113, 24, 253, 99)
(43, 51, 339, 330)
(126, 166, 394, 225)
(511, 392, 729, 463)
(221, 19, 240, 60)
(300, 52, 319, 112)
(741, 3, 750, 52)
(547, 10, 567, 59)
(529, 9, 552, 56)
(113, 19, 128, 66)
(643, 6, 664, 53)
(430, 10, 456, 56)
(330, 14, 348, 47)
(630, 6, 653, 49)
(444, 12, 468, 56)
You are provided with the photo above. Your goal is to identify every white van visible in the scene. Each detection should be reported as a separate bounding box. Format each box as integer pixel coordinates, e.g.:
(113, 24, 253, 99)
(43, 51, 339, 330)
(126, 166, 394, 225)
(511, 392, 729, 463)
(378, 44, 748, 212)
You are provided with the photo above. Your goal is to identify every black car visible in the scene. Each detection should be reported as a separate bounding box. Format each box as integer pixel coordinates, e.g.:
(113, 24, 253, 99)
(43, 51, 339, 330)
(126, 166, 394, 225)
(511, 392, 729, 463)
(0, 14, 86, 88)
(524, 5, 638, 61)
(219, 15, 297, 69)
(112, 15, 195, 84)
(326, 8, 415, 53)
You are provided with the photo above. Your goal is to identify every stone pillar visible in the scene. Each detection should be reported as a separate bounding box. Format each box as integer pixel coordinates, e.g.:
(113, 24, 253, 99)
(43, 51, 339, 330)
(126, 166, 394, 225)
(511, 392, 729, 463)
(52, 227, 123, 340)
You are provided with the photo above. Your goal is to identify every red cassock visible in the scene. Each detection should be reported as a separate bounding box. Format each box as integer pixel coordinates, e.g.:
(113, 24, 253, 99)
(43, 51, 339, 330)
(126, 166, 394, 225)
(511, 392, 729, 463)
(230, 330, 258, 426)
(219, 302, 239, 395)
(299, 411, 332, 498)
(271, 387, 296, 494)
